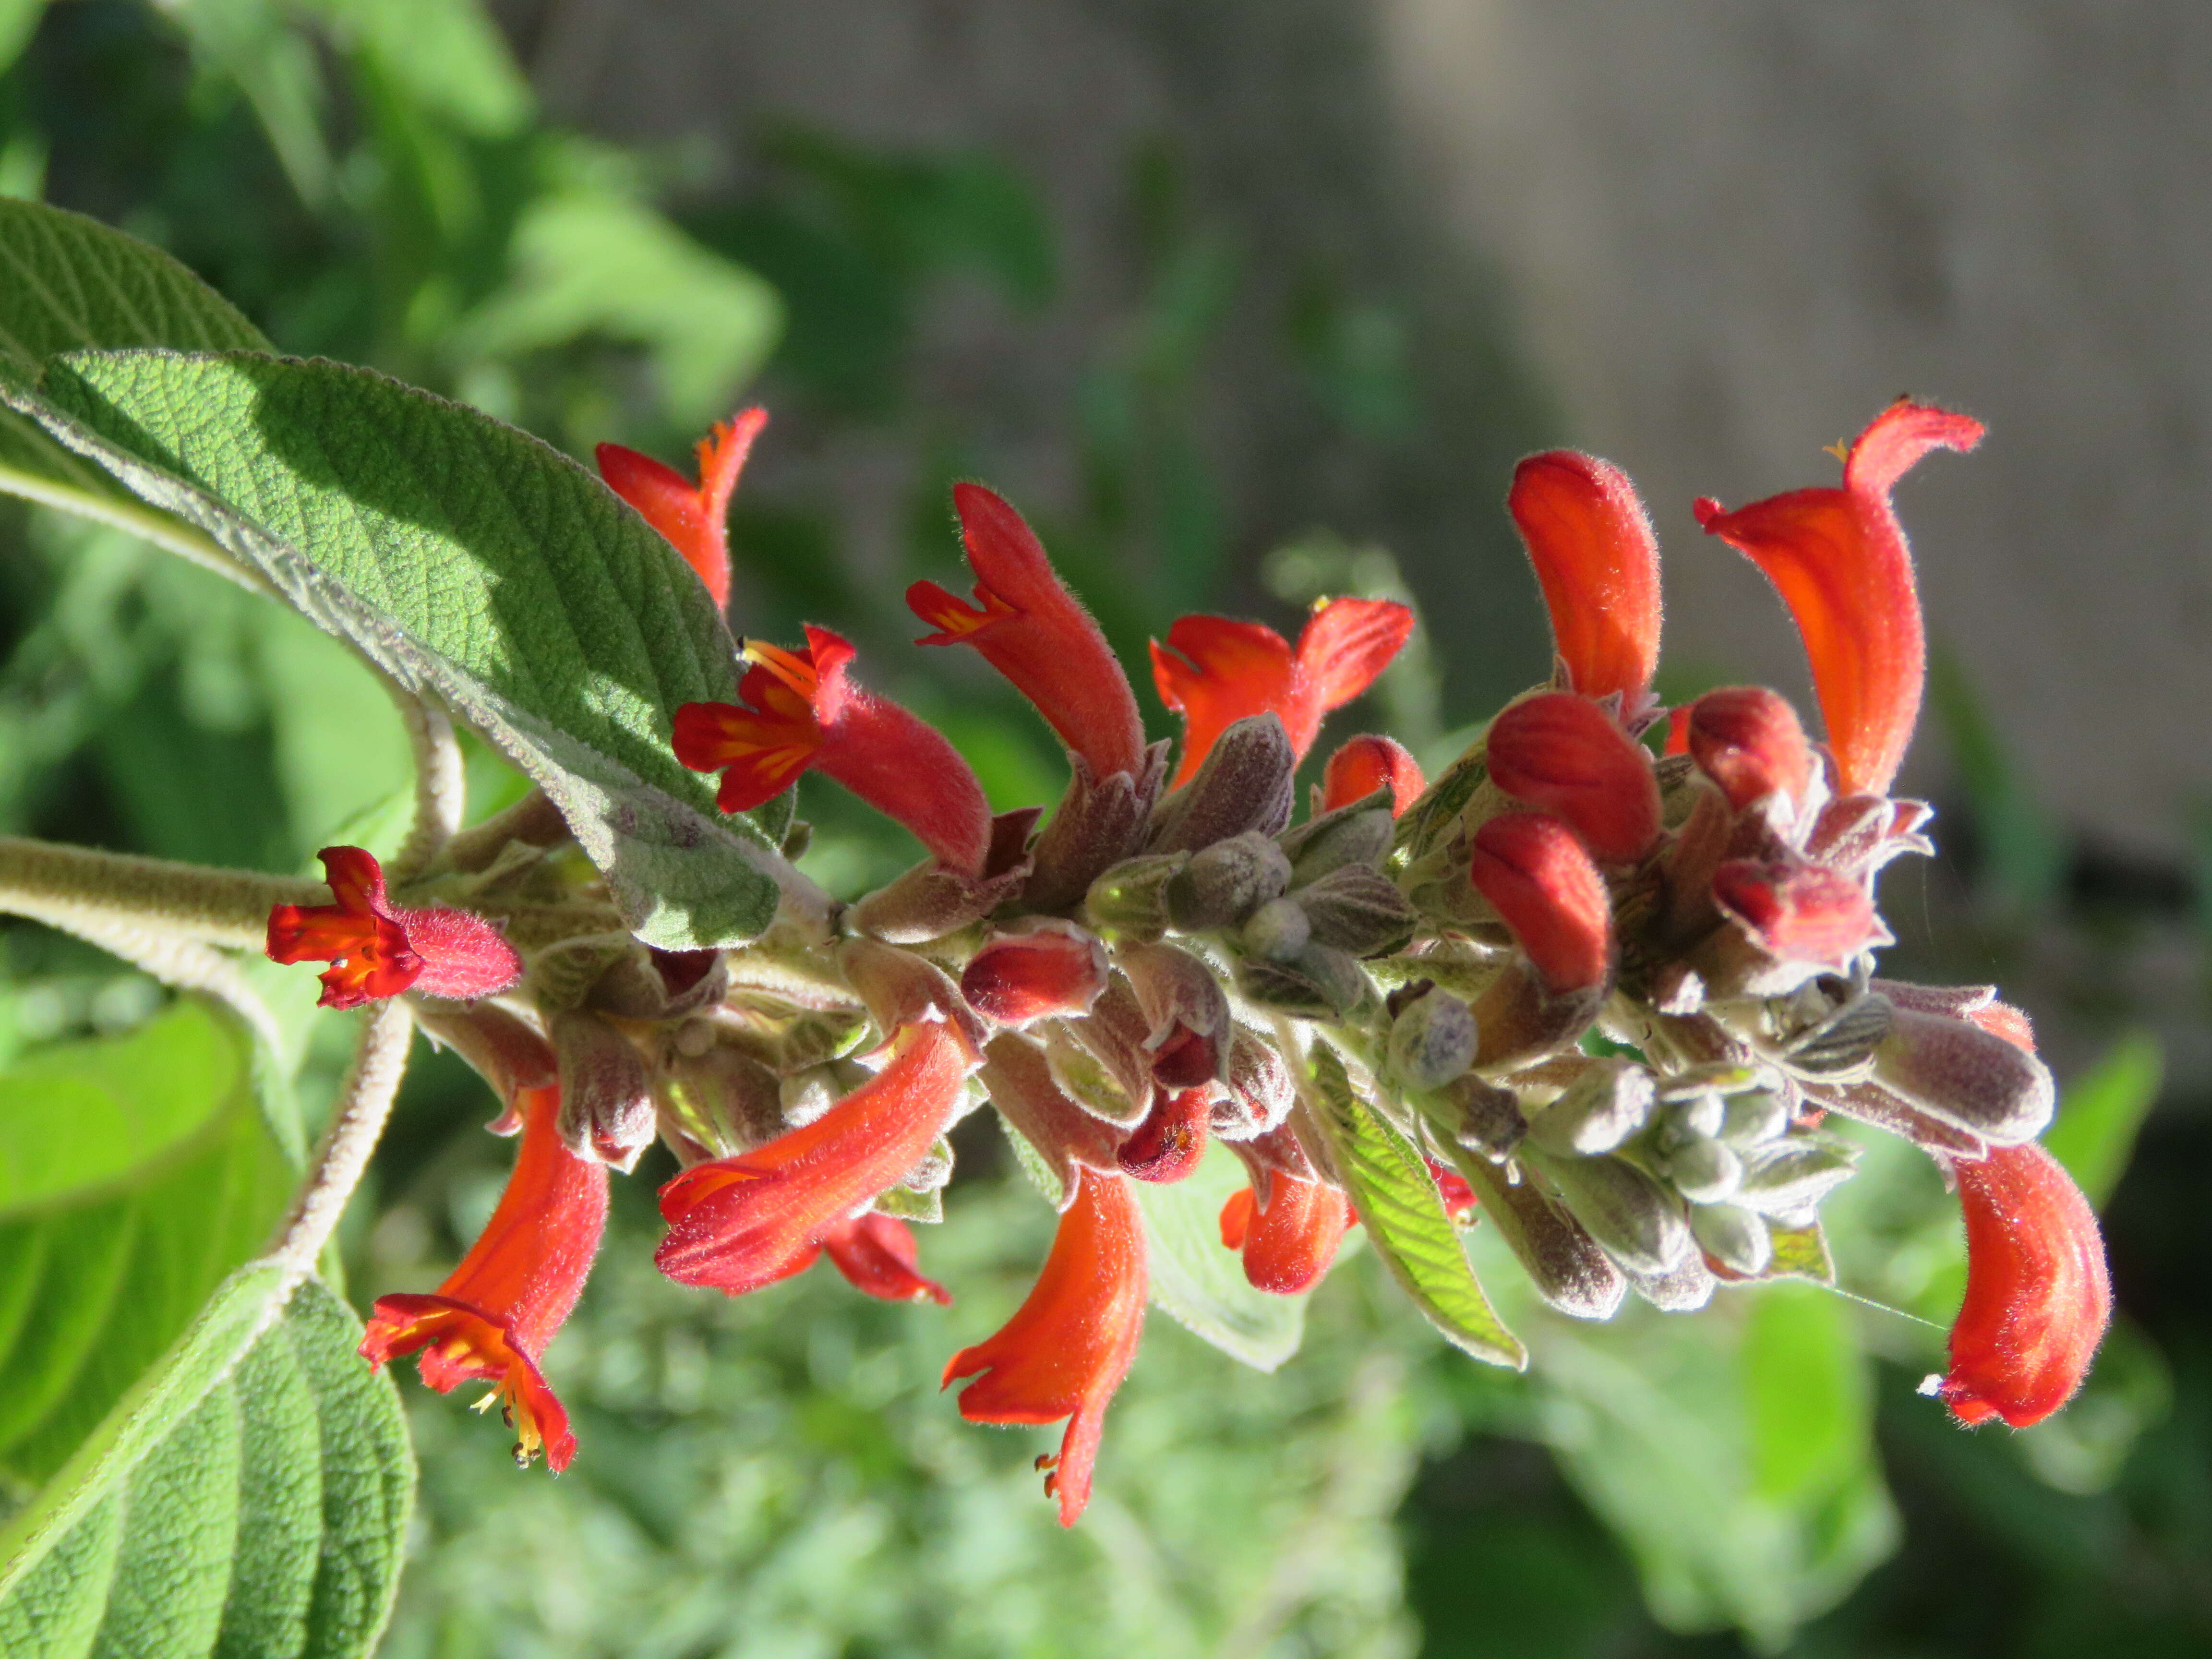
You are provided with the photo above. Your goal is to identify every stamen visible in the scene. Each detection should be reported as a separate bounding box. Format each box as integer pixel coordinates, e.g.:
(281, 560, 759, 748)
(741, 638, 819, 698)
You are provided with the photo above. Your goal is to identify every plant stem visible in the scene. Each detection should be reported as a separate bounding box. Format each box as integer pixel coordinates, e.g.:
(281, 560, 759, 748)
(379, 675, 466, 885)
(266, 999, 413, 1280)
(0, 836, 324, 950)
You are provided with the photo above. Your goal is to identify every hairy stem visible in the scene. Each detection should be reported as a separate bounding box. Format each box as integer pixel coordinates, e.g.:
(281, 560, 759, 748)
(378, 674, 467, 886)
(0, 836, 324, 950)
(266, 999, 413, 1279)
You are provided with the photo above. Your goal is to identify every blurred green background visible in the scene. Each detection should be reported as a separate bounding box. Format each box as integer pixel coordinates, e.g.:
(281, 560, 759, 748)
(2, 3, 2209, 1655)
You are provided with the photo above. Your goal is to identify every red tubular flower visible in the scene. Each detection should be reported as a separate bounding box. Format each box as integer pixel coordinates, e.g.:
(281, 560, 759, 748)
(961, 922, 1110, 1026)
(1685, 686, 1815, 812)
(1711, 859, 1882, 968)
(1467, 813, 1612, 994)
(1321, 734, 1426, 816)
(1508, 451, 1664, 717)
(1938, 1143, 2112, 1428)
(908, 484, 1148, 783)
(360, 1084, 608, 1471)
(1695, 400, 1984, 796)
(819, 1212, 953, 1307)
(1116, 1087, 1210, 1183)
(657, 1021, 975, 1296)
(673, 625, 993, 874)
(596, 408, 764, 612)
(1218, 1172, 1354, 1295)
(1151, 597, 1415, 788)
(1485, 692, 1661, 863)
(266, 845, 522, 1010)
(944, 1166, 1147, 1527)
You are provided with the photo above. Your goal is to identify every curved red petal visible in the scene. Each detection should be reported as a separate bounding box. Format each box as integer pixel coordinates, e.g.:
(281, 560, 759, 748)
(1940, 1143, 2111, 1428)
(1685, 686, 1815, 811)
(673, 698, 821, 814)
(1508, 451, 1663, 710)
(1151, 616, 1296, 789)
(1116, 1087, 1209, 1183)
(1233, 1173, 1353, 1295)
(1467, 812, 1612, 994)
(1695, 401, 1983, 795)
(1485, 692, 1661, 863)
(1710, 859, 1880, 968)
(1320, 734, 1426, 816)
(820, 1212, 953, 1306)
(1293, 598, 1417, 730)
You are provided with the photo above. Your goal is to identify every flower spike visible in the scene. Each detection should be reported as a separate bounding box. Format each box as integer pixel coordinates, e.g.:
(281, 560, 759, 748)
(909, 484, 1148, 782)
(1508, 451, 1663, 718)
(674, 625, 994, 874)
(1936, 1143, 2112, 1428)
(657, 1021, 974, 1296)
(597, 408, 765, 612)
(1695, 400, 1984, 796)
(1151, 597, 1415, 788)
(266, 846, 522, 1009)
(1321, 734, 1426, 816)
(361, 1084, 608, 1471)
(944, 1166, 1147, 1527)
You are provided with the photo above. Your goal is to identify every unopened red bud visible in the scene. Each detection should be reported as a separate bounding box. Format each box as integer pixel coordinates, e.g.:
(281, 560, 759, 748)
(962, 922, 1109, 1026)
(1467, 813, 1612, 994)
(1710, 859, 1881, 969)
(1454, 1154, 1625, 1321)
(1320, 735, 1426, 817)
(1118, 941, 1231, 1090)
(1118, 1087, 1211, 1182)
(1485, 692, 1660, 863)
(1685, 686, 1814, 812)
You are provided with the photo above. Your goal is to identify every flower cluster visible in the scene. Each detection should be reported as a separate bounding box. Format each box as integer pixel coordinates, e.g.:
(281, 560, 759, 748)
(276, 399, 2111, 1523)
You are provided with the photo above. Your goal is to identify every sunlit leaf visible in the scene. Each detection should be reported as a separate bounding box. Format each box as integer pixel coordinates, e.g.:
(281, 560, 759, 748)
(0, 1267, 413, 1658)
(20, 349, 796, 947)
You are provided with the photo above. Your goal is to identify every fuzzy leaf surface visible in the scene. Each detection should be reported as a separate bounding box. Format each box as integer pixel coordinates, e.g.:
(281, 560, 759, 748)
(26, 349, 793, 947)
(0, 1268, 413, 1659)
(1134, 1140, 1308, 1373)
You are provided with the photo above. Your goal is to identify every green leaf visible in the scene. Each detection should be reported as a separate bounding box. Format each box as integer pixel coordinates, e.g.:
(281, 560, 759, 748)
(23, 349, 795, 947)
(1304, 1041, 1524, 1369)
(1134, 1139, 1307, 1373)
(0, 1002, 295, 1482)
(0, 200, 276, 579)
(0, 1267, 414, 1658)
(1743, 1286, 1866, 1503)
(2043, 1031, 2161, 1209)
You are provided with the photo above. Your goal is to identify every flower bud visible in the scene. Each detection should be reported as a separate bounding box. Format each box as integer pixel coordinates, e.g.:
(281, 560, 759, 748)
(851, 853, 1031, 945)
(1689, 1201, 1774, 1276)
(1622, 1250, 1716, 1311)
(1526, 1147, 1692, 1276)
(1118, 941, 1231, 1090)
(1871, 1005, 2056, 1146)
(1149, 713, 1297, 854)
(1083, 851, 1189, 943)
(1432, 1072, 1527, 1160)
(1023, 745, 1169, 912)
(1660, 1134, 1743, 1204)
(1165, 831, 1293, 931)
(549, 1009, 655, 1171)
(1685, 686, 1814, 812)
(1718, 1089, 1790, 1145)
(1386, 986, 1479, 1090)
(1320, 735, 1425, 817)
(1782, 990, 1896, 1079)
(1234, 943, 1369, 1020)
(961, 921, 1110, 1026)
(1709, 860, 1883, 971)
(1467, 813, 1612, 995)
(1295, 865, 1419, 958)
(1279, 800, 1394, 885)
(1485, 692, 1661, 863)
(1731, 1137, 1860, 1220)
(1215, 1027, 1296, 1141)
(1240, 897, 1312, 962)
(1452, 1155, 1624, 1320)
(1524, 1058, 1654, 1157)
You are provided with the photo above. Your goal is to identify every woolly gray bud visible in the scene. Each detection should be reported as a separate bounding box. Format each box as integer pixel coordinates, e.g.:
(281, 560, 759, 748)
(1622, 1250, 1716, 1311)
(1527, 1147, 1691, 1276)
(1660, 1134, 1743, 1204)
(1718, 1089, 1790, 1146)
(1870, 1005, 2056, 1146)
(1525, 1059, 1655, 1157)
(1689, 1202, 1773, 1276)
(1234, 943, 1369, 1020)
(1150, 714, 1297, 854)
(1296, 865, 1419, 958)
(1731, 1136, 1859, 1219)
(1454, 1155, 1624, 1320)
(549, 1008, 655, 1172)
(1240, 897, 1312, 962)
(1281, 803, 1394, 885)
(1386, 986, 1479, 1090)
(1215, 1027, 1296, 1141)
(1084, 851, 1189, 943)
(1165, 831, 1292, 931)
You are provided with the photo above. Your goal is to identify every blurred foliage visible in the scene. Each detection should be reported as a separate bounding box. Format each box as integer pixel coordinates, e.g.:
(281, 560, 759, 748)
(0, 2, 2207, 1656)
